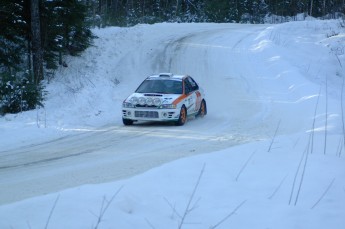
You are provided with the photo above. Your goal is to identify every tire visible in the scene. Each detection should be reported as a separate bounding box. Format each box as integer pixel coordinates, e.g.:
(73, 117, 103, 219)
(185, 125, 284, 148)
(196, 100, 207, 118)
(123, 118, 133, 126)
(175, 106, 187, 126)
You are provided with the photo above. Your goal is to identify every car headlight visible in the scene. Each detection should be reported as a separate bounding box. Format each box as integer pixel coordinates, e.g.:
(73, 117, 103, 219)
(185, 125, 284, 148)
(159, 104, 176, 109)
(130, 97, 138, 105)
(123, 102, 135, 108)
(153, 98, 162, 106)
(138, 97, 146, 105)
(146, 97, 153, 106)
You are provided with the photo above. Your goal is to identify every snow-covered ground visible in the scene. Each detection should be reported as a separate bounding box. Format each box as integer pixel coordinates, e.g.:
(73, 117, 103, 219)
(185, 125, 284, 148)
(0, 19, 344, 228)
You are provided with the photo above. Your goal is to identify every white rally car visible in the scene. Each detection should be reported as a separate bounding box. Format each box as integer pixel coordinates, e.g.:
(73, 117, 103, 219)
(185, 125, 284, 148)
(122, 73, 207, 126)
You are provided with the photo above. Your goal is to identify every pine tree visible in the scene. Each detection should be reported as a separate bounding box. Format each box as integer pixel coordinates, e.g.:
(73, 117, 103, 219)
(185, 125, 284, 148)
(205, 0, 231, 22)
(41, 0, 94, 70)
(251, 0, 268, 23)
(0, 0, 27, 73)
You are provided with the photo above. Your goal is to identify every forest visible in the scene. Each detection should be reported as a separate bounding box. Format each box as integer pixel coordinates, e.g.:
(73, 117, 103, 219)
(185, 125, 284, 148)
(0, 0, 344, 115)
(96, 0, 345, 26)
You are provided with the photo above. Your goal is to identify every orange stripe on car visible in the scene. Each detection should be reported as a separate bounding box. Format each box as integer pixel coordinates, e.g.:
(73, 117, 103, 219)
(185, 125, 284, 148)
(173, 79, 188, 105)
(172, 94, 188, 105)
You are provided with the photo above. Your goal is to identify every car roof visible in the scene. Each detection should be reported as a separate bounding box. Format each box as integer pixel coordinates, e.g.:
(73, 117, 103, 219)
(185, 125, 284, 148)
(146, 73, 187, 80)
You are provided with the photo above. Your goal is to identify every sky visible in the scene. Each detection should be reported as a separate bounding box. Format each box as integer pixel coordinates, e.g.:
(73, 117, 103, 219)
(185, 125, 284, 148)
(0, 18, 344, 229)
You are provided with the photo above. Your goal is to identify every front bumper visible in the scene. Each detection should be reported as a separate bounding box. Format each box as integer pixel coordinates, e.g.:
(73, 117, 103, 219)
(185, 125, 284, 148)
(122, 108, 180, 122)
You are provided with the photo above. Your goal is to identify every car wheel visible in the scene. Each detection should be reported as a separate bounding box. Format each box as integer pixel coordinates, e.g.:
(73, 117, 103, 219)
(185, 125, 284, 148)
(197, 100, 207, 118)
(123, 118, 133, 126)
(175, 106, 187, 126)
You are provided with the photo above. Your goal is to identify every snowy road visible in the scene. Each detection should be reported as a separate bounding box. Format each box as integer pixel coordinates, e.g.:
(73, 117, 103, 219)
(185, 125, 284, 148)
(0, 24, 320, 204)
(0, 124, 257, 204)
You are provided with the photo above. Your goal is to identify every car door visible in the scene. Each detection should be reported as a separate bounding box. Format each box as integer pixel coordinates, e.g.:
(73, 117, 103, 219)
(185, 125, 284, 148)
(188, 76, 202, 112)
(184, 77, 200, 115)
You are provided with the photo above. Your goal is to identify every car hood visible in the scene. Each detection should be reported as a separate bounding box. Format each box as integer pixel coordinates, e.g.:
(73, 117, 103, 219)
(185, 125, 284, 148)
(125, 93, 181, 105)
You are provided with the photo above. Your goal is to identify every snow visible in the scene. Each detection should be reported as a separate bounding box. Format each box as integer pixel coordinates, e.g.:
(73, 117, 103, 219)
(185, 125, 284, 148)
(0, 20, 345, 228)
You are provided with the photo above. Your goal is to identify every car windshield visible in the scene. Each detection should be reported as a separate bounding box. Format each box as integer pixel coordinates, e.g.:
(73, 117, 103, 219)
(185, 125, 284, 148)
(136, 79, 183, 94)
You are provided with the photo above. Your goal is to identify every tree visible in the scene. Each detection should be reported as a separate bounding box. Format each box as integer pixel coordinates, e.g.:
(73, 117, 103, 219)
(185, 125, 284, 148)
(31, 0, 43, 84)
(1, 0, 94, 115)
(40, 0, 94, 70)
(251, 0, 268, 23)
(0, 0, 27, 73)
(205, 0, 231, 22)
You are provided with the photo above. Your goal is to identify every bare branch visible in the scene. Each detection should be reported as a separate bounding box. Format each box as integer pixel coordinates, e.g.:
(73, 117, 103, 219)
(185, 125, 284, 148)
(268, 174, 288, 200)
(210, 200, 247, 229)
(45, 194, 60, 229)
(145, 218, 156, 229)
(93, 186, 123, 229)
(337, 137, 343, 157)
(268, 119, 281, 152)
(335, 53, 343, 68)
(310, 86, 322, 154)
(324, 77, 328, 155)
(178, 163, 206, 229)
(311, 178, 335, 209)
(294, 134, 312, 206)
(289, 142, 309, 205)
(164, 197, 182, 219)
(235, 151, 256, 182)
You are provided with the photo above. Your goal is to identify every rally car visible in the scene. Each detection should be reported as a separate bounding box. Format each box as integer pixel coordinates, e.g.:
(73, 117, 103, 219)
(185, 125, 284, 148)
(122, 73, 207, 126)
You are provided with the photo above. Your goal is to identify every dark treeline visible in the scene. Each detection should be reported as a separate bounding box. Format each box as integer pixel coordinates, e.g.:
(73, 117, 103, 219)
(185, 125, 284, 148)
(95, 0, 345, 26)
(0, 0, 344, 115)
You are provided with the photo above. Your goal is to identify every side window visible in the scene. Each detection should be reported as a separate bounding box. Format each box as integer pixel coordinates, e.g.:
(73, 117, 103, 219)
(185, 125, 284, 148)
(184, 79, 193, 94)
(187, 77, 199, 91)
